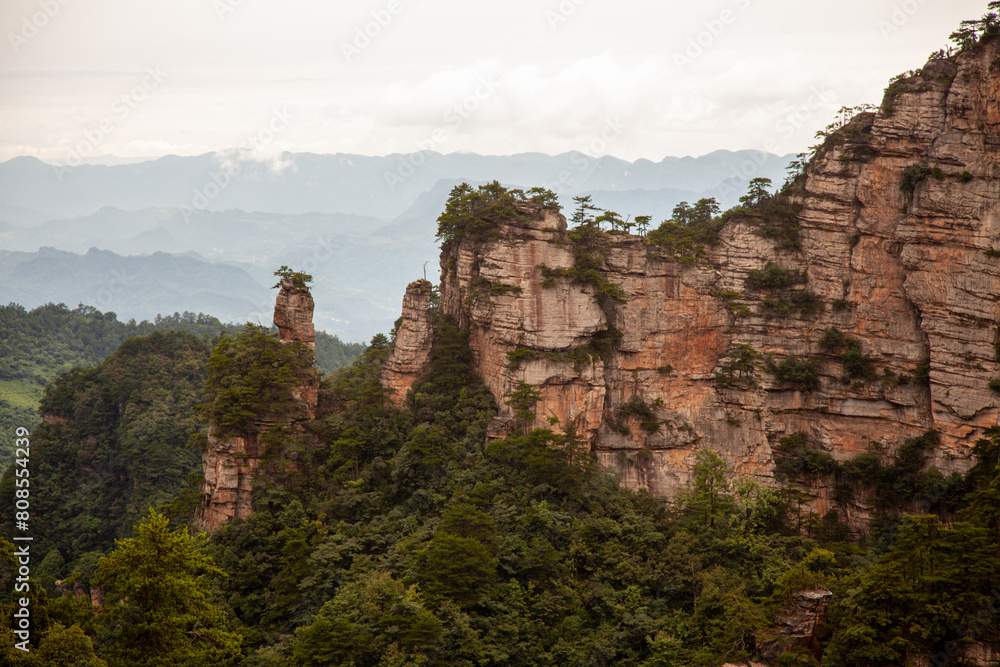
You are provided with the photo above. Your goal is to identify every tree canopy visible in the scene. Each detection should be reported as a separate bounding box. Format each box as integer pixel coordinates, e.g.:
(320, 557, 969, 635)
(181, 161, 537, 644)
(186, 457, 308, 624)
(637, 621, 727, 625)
(93, 511, 242, 667)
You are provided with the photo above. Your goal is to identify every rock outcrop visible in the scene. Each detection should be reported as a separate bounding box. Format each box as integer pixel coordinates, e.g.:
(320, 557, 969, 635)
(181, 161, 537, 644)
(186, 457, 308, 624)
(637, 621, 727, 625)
(197, 434, 259, 532)
(274, 278, 319, 417)
(196, 280, 319, 532)
(273, 278, 317, 348)
(382, 41, 1000, 522)
(757, 589, 832, 662)
(381, 279, 435, 406)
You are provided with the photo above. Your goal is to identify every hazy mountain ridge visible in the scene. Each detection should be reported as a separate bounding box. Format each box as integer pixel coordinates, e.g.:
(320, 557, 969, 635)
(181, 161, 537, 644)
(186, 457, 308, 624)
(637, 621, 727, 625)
(0, 150, 794, 340)
(0, 247, 270, 324)
(1, 149, 794, 220)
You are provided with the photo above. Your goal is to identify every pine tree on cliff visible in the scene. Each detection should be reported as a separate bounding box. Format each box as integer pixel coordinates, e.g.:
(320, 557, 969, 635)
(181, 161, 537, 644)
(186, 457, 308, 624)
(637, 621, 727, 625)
(436, 181, 524, 248)
(570, 194, 599, 230)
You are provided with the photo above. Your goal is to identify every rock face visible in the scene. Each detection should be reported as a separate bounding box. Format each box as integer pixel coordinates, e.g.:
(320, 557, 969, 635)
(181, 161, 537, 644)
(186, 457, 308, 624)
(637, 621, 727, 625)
(381, 279, 435, 406)
(382, 42, 1000, 520)
(273, 278, 317, 348)
(196, 280, 319, 532)
(274, 279, 319, 417)
(197, 433, 261, 532)
(757, 589, 832, 662)
(959, 644, 1000, 666)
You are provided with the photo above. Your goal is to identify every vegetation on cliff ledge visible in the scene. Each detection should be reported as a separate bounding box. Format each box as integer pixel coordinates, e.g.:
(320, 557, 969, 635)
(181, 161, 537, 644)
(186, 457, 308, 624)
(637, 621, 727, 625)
(435, 181, 558, 250)
(0, 303, 362, 467)
(273, 265, 314, 289)
(201, 324, 316, 439)
(1, 294, 999, 665)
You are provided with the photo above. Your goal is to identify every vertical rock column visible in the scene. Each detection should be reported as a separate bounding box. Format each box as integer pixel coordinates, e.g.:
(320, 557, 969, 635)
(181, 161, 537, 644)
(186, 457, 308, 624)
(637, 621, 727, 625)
(274, 279, 317, 347)
(273, 278, 319, 418)
(196, 280, 319, 532)
(381, 279, 436, 406)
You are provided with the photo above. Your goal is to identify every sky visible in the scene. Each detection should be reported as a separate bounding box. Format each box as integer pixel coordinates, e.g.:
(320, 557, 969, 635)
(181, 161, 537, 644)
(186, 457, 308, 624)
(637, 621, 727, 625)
(0, 0, 989, 165)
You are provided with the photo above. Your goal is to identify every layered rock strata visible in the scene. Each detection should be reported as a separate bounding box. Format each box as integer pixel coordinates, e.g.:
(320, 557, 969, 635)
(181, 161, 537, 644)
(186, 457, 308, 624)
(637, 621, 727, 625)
(757, 589, 832, 662)
(273, 278, 317, 349)
(381, 279, 435, 406)
(382, 42, 1000, 517)
(274, 278, 319, 417)
(196, 280, 319, 531)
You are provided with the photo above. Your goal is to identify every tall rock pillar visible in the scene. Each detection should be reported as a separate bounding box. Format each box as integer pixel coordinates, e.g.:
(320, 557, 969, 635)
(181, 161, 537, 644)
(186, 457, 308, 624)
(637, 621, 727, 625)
(381, 279, 436, 406)
(274, 278, 316, 348)
(196, 280, 319, 531)
(274, 278, 319, 418)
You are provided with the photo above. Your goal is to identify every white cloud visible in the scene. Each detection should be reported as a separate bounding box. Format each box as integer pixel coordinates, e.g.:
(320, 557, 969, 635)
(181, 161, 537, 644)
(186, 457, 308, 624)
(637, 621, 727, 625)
(0, 0, 989, 162)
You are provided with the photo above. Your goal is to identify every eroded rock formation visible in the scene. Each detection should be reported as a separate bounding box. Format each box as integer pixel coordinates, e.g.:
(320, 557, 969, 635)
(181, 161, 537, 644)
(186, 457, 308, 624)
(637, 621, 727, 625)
(382, 42, 1000, 520)
(273, 278, 317, 348)
(196, 280, 319, 531)
(381, 279, 435, 406)
(757, 589, 832, 662)
(274, 278, 319, 417)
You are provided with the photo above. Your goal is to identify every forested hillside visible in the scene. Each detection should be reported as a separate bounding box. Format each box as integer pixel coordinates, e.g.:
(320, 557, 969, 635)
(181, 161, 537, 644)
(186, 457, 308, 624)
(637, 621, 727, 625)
(0, 313, 996, 665)
(4, 7, 1000, 663)
(5, 332, 211, 579)
(0, 302, 362, 467)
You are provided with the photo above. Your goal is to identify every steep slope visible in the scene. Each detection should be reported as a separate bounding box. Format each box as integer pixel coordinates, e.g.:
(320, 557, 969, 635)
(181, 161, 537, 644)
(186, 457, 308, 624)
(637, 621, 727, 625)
(5, 331, 210, 573)
(196, 279, 319, 531)
(382, 41, 1000, 525)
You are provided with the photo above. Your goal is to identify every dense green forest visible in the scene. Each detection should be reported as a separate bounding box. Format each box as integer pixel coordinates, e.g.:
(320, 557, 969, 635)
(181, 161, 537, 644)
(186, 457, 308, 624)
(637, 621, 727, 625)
(0, 305, 996, 665)
(0, 302, 363, 467)
(4, 12, 1000, 658)
(1, 176, 998, 663)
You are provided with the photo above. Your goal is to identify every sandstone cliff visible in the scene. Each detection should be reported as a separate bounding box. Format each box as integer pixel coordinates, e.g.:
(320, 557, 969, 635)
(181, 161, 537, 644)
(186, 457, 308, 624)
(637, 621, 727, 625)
(756, 589, 832, 663)
(381, 279, 435, 406)
(382, 41, 1000, 522)
(196, 279, 319, 531)
(274, 279, 317, 349)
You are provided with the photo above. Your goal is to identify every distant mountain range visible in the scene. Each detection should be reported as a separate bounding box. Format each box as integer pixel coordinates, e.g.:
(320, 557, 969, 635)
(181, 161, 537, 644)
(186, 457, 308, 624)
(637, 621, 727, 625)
(0, 150, 794, 340)
(0, 247, 268, 325)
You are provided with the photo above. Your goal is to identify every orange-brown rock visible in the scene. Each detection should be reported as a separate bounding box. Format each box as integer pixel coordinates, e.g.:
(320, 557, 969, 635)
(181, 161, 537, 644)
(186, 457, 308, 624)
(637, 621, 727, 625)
(196, 432, 264, 532)
(381, 279, 435, 406)
(757, 589, 832, 662)
(274, 277, 319, 418)
(274, 278, 316, 348)
(384, 42, 1000, 527)
(196, 282, 319, 532)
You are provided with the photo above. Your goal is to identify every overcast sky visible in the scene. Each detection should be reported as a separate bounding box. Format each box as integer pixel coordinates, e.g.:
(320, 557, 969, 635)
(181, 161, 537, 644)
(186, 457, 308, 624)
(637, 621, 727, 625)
(0, 0, 988, 165)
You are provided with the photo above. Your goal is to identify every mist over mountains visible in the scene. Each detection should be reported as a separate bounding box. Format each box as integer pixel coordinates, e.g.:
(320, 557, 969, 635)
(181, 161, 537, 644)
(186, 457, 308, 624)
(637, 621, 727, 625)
(0, 149, 793, 340)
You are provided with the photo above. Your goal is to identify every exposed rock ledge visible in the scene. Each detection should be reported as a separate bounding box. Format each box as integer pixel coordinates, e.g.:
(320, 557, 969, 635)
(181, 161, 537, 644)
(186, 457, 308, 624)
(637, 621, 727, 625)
(382, 41, 1000, 532)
